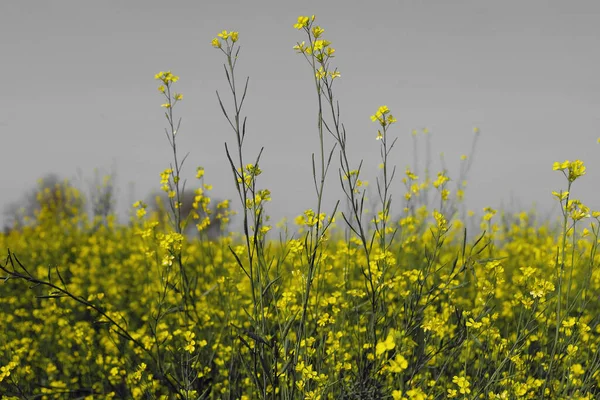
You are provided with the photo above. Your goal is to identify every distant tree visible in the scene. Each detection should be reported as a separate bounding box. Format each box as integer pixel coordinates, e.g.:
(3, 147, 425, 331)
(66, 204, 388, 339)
(147, 189, 233, 240)
(3, 173, 85, 231)
(84, 168, 118, 224)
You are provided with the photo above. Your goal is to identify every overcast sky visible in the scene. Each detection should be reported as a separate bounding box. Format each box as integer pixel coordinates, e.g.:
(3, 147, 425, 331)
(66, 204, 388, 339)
(2, 1, 599, 229)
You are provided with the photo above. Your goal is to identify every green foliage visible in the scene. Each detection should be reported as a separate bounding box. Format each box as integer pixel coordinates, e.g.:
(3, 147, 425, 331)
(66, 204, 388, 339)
(1, 15, 600, 400)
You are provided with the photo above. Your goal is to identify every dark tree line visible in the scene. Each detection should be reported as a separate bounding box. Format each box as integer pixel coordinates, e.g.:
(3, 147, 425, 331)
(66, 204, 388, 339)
(3, 173, 231, 240)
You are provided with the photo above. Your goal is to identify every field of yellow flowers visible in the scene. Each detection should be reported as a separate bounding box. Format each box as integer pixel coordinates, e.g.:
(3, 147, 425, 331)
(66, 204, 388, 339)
(1, 15, 600, 400)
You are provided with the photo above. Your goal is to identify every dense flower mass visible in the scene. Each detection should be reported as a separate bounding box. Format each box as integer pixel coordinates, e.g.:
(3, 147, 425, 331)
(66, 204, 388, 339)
(1, 154, 598, 399)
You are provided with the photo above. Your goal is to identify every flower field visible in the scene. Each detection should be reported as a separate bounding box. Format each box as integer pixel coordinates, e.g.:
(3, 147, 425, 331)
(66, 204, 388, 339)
(1, 15, 600, 400)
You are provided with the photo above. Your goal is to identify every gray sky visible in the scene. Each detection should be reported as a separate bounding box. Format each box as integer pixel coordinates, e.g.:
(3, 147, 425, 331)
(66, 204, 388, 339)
(2, 1, 599, 228)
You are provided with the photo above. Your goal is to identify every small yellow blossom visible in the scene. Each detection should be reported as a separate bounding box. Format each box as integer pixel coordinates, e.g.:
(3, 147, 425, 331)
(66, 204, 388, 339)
(466, 318, 482, 329)
(294, 16, 310, 30)
(312, 26, 325, 38)
(376, 330, 396, 356)
(452, 376, 471, 395)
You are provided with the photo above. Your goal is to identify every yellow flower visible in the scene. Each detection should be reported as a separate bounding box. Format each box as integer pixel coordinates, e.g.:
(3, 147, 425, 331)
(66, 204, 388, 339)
(370, 105, 396, 127)
(312, 26, 325, 38)
(466, 318, 482, 329)
(313, 39, 330, 52)
(155, 70, 179, 84)
(217, 30, 230, 39)
(452, 376, 471, 394)
(230, 31, 239, 42)
(174, 93, 183, 101)
(184, 341, 195, 353)
(388, 354, 408, 372)
(211, 38, 221, 48)
(375, 331, 395, 356)
(330, 70, 341, 79)
(158, 85, 165, 93)
(136, 208, 146, 219)
(315, 67, 326, 80)
(294, 16, 310, 30)
(571, 363, 585, 376)
(552, 159, 570, 171)
(552, 190, 569, 201)
(293, 41, 306, 53)
(161, 103, 171, 108)
(567, 160, 586, 182)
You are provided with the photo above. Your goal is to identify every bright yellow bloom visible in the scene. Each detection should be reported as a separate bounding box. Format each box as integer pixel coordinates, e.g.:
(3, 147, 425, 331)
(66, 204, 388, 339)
(294, 16, 310, 29)
(391, 390, 403, 400)
(567, 344, 578, 356)
(566, 199, 590, 221)
(571, 363, 585, 376)
(375, 331, 396, 356)
(312, 26, 325, 38)
(553, 160, 570, 171)
(136, 208, 146, 219)
(155, 70, 179, 84)
(370, 105, 397, 127)
(174, 93, 183, 101)
(433, 172, 449, 188)
(315, 67, 326, 80)
(452, 376, 471, 395)
(313, 39, 330, 52)
(567, 160, 586, 182)
(466, 318, 482, 329)
(388, 354, 408, 372)
(552, 190, 569, 201)
(230, 31, 239, 42)
(552, 159, 586, 182)
(211, 38, 221, 48)
(293, 41, 306, 53)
